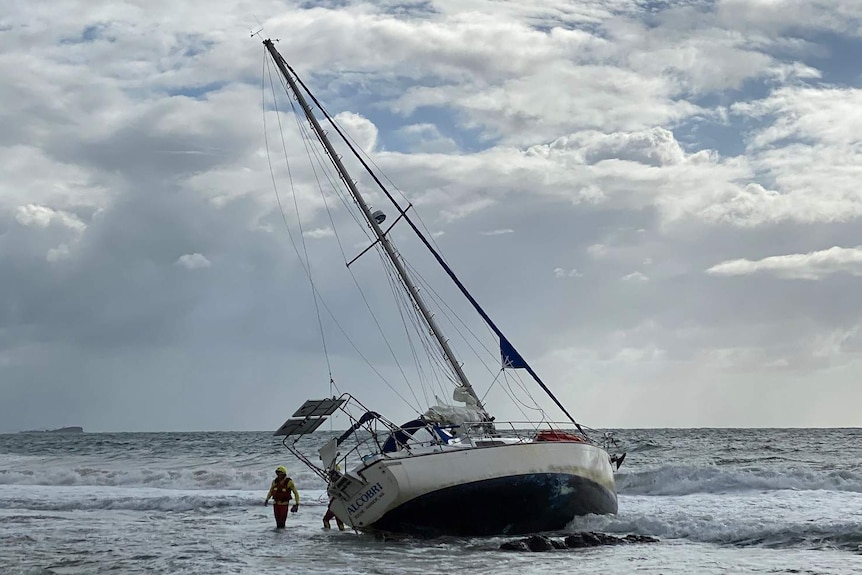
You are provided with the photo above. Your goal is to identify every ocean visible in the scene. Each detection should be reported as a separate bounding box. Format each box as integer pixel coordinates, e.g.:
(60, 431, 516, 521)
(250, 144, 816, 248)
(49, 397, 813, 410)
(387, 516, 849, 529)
(1, 428, 860, 574)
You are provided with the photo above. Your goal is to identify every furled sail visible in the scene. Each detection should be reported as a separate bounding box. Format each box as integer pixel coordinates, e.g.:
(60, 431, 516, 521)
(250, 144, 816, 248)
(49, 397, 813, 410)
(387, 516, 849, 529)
(500, 336, 527, 369)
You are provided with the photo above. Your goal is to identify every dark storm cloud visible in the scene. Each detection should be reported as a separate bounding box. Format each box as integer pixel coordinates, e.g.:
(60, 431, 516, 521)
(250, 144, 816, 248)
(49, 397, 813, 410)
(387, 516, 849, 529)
(2, 0, 862, 431)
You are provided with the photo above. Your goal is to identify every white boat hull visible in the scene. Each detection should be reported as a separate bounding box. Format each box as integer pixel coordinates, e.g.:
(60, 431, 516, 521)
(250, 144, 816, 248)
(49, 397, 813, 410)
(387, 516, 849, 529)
(328, 441, 617, 536)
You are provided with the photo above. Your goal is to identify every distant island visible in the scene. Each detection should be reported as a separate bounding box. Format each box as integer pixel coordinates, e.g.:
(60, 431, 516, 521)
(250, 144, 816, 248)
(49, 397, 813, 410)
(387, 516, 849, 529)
(20, 426, 84, 434)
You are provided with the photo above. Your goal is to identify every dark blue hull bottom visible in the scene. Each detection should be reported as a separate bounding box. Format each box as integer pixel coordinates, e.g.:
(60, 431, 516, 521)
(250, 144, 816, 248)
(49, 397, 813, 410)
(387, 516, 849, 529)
(368, 473, 617, 537)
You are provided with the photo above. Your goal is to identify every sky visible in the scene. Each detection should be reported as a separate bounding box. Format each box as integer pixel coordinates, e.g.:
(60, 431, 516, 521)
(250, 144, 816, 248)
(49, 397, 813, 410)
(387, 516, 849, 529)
(2, 0, 862, 432)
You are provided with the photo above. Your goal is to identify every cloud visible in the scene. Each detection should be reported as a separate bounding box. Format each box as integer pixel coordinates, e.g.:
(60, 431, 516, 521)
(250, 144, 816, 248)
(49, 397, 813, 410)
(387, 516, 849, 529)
(587, 244, 608, 258)
(332, 111, 379, 153)
(707, 246, 862, 280)
(396, 123, 458, 153)
(621, 271, 649, 282)
(304, 227, 335, 239)
(553, 267, 583, 278)
(576, 128, 687, 167)
(439, 196, 495, 222)
(47, 244, 72, 263)
(2, 0, 862, 431)
(175, 253, 212, 270)
(16, 205, 86, 232)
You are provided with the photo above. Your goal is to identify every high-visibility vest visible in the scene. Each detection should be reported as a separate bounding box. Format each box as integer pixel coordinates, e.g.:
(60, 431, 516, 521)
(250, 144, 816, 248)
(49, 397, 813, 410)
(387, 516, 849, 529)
(271, 478, 294, 504)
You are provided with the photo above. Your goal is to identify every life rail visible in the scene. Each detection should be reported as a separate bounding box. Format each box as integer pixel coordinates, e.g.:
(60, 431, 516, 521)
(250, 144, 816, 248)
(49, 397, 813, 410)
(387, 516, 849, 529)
(277, 395, 624, 483)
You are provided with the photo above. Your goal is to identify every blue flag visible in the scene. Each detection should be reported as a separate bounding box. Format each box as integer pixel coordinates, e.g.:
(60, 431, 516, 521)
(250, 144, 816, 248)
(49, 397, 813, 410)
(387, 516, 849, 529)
(500, 337, 527, 369)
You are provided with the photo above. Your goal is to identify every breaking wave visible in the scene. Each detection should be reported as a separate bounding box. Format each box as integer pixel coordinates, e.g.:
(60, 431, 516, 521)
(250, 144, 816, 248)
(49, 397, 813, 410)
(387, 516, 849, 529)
(618, 465, 862, 495)
(0, 487, 330, 513)
(570, 511, 862, 555)
(0, 465, 326, 491)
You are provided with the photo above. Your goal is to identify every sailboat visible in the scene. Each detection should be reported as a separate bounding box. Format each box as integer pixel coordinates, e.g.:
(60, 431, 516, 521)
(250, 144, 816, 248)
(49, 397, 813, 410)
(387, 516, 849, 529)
(262, 38, 624, 537)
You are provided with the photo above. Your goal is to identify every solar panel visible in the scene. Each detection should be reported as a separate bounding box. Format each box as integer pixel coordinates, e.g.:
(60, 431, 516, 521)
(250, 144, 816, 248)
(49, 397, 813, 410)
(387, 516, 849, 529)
(273, 417, 327, 437)
(292, 398, 345, 418)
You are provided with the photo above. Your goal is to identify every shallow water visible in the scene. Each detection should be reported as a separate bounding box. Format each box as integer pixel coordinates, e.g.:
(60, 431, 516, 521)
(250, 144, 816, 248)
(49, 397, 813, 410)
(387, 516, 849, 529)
(2, 429, 861, 574)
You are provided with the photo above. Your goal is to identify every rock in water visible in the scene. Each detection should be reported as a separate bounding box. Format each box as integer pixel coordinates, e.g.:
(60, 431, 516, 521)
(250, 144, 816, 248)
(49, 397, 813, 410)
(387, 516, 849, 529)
(500, 531, 659, 552)
(499, 540, 530, 552)
(525, 535, 554, 552)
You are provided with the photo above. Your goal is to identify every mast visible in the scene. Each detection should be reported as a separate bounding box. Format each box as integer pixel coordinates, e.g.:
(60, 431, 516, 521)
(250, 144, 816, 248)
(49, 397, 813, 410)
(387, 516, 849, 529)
(286, 53, 585, 434)
(264, 40, 491, 421)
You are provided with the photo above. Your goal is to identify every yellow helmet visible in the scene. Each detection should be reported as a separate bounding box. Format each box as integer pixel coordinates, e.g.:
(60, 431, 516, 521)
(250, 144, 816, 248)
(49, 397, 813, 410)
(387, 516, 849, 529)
(275, 466, 287, 475)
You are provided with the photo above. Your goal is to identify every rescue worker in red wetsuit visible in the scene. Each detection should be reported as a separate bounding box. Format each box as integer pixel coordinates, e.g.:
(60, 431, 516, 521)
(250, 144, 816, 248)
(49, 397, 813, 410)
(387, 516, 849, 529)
(323, 463, 345, 530)
(323, 501, 345, 531)
(264, 466, 299, 528)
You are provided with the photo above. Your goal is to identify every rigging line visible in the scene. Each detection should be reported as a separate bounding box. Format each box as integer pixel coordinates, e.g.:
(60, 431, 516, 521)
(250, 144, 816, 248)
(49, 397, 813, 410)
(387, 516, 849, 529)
(381, 248, 459, 401)
(262, 55, 331, 376)
(275, 74, 419, 287)
(499, 370, 545, 419)
(410, 278, 498, 392)
(271, 46, 492, 422)
(507, 382, 543, 422)
(479, 368, 524, 416)
(267, 56, 373, 248)
(296, 150, 422, 409)
(308, 101, 450, 266)
(271, 61, 421, 410)
(292, 109, 373, 242)
(275, 99, 354, 404)
(377, 250, 430, 392)
(400, 258, 523, 409)
(377, 249, 435, 410)
(272, 68, 373, 242)
(285, 66, 585, 435)
(264, 55, 334, 384)
(384, 242, 456, 406)
(336, 237, 426, 410)
(504, 362, 545, 410)
(263, 54, 414, 408)
(373, 235, 456, 408)
(311, 285, 416, 407)
(277, 100, 353, 405)
(400, 257, 543, 418)
(270, 62, 425, 410)
(395, 256, 482, 362)
(397, 296, 451, 409)
(418, 308, 462, 407)
(372, 242, 429, 410)
(403, 258, 499, 369)
(380, 249, 455, 409)
(490, 358, 545, 415)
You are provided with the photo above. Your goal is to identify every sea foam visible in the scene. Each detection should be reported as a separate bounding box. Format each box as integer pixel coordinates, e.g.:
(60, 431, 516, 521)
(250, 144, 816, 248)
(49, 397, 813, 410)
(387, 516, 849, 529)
(618, 464, 862, 495)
